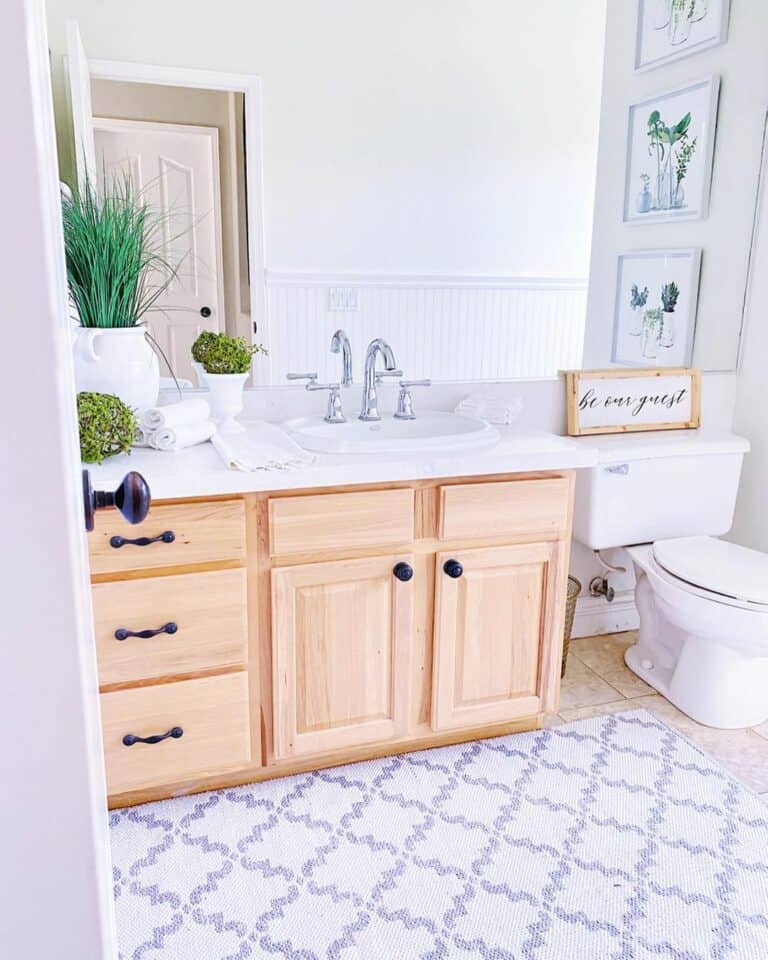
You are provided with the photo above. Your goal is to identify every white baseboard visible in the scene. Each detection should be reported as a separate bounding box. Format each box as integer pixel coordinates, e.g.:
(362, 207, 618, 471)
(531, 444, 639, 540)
(571, 590, 639, 639)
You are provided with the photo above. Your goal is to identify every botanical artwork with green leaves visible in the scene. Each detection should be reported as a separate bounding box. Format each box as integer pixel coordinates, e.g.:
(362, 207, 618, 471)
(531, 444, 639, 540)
(645, 110, 697, 212)
(636, 0, 729, 72)
(612, 251, 701, 368)
(625, 78, 718, 223)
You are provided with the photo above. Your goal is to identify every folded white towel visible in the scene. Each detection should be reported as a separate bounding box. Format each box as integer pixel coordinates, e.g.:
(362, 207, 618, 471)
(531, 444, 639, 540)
(141, 398, 211, 431)
(211, 422, 314, 472)
(454, 393, 523, 425)
(150, 420, 217, 452)
(133, 424, 153, 447)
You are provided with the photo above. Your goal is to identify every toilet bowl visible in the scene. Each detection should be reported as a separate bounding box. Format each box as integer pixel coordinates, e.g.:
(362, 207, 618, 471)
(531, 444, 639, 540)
(627, 537, 768, 729)
(572, 430, 760, 729)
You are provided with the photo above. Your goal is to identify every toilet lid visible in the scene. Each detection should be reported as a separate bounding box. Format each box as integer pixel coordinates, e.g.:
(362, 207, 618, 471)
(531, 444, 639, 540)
(653, 537, 768, 605)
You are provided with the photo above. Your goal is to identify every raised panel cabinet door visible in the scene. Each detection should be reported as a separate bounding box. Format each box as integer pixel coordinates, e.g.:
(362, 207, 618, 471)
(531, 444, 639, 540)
(271, 555, 415, 759)
(432, 542, 563, 731)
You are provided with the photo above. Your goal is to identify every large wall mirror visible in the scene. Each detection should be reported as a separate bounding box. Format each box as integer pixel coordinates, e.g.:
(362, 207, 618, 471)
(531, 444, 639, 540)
(46, 1, 757, 386)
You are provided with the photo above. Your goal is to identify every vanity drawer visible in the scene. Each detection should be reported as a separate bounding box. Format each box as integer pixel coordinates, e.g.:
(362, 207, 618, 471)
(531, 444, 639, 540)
(101, 672, 251, 796)
(92, 568, 248, 687)
(269, 488, 414, 558)
(89, 499, 246, 576)
(439, 478, 571, 541)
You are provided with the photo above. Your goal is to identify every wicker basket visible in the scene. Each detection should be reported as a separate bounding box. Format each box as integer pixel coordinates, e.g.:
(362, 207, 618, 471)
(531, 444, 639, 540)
(561, 576, 582, 678)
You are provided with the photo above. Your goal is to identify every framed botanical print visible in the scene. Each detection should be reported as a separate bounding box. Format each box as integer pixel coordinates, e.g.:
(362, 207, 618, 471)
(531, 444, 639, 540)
(611, 249, 702, 368)
(635, 0, 730, 72)
(623, 75, 719, 224)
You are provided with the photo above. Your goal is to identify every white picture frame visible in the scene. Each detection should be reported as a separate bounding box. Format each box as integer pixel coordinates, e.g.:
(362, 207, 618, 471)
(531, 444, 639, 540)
(623, 75, 719, 224)
(635, 0, 730, 73)
(611, 248, 702, 368)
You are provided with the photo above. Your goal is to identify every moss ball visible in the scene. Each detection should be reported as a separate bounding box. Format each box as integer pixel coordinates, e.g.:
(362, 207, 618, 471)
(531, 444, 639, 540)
(191, 330, 266, 375)
(77, 391, 136, 464)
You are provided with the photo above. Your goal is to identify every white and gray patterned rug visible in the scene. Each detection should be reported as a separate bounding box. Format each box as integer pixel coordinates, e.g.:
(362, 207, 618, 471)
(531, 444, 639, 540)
(110, 709, 768, 959)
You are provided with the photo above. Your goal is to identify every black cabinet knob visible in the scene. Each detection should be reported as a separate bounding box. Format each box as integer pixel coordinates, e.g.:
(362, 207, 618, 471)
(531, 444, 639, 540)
(200, 306, 212, 318)
(443, 559, 463, 579)
(393, 562, 414, 582)
(83, 469, 151, 532)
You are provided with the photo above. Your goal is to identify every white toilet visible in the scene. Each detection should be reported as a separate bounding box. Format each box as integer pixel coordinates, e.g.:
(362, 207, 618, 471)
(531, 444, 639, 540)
(574, 430, 768, 729)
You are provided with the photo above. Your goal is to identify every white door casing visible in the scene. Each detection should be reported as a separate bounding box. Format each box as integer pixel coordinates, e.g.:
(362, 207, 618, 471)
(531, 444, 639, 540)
(94, 118, 225, 380)
(66, 19, 96, 186)
(2, 2, 116, 957)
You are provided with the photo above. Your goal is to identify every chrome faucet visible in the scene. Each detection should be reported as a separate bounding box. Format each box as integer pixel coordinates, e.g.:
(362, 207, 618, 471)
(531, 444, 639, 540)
(330, 329, 353, 387)
(359, 338, 401, 421)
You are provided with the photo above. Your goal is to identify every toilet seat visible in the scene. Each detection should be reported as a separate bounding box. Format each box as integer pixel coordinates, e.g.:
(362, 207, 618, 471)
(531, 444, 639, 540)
(652, 536, 768, 608)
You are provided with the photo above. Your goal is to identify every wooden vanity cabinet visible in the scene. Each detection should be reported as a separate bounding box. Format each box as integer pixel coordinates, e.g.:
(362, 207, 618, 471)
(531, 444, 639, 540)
(271, 554, 414, 759)
(89, 470, 573, 808)
(432, 542, 562, 731)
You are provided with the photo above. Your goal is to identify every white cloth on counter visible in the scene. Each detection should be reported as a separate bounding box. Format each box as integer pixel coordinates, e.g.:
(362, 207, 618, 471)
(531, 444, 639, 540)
(132, 424, 153, 447)
(454, 393, 523, 425)
(150, 420, 217, 452)
(141, 398, 210, 431)
(211, 422, 314, 472)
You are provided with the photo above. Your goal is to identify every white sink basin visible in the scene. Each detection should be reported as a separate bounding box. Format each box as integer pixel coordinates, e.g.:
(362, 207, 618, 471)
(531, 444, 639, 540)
(284, 411, 500, 456)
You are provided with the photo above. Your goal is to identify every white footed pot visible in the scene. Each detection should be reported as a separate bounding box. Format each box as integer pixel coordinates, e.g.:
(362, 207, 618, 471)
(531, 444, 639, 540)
(202, 371, 248, 433)
(191, 360, 207, 389)
(73, 326, 160, 413)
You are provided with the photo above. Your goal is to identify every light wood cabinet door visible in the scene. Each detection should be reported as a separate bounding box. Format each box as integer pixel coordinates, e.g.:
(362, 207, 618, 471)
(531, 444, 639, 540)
(432, 542, 563, 731)
(272, 555, 414, 759)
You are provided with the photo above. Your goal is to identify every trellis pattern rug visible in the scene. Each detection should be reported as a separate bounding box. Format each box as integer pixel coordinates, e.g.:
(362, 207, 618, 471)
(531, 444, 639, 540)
(110, 710, 768, 959)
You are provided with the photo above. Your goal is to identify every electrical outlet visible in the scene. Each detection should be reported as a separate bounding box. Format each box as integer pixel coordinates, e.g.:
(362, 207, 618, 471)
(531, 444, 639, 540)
(328, 287, 359, 312)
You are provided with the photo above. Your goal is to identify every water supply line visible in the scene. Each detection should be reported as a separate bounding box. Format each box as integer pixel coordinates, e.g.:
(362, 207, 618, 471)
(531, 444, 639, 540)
(588, 549, 627, 603)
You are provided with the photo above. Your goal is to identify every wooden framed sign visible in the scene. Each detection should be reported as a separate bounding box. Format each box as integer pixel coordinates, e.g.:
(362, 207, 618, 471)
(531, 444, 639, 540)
(564, 368, 701, 437)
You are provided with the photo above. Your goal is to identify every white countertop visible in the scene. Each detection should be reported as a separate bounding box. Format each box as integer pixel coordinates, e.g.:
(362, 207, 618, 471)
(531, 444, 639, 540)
(87, 420, 599, 501)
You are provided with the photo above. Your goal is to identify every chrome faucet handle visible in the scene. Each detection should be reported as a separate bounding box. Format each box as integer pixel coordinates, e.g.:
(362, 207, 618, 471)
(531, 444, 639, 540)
(395, 378, 431, 420)
(307, 381, 345, 423)
(286, 371, 318, 383)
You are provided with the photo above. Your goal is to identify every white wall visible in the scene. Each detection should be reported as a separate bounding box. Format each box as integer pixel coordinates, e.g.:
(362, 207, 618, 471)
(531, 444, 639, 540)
(0, 0, 115, 956)
(46, 0, 605, 280)
(730, 136, 768, 551)
(584, 1, 768, 372)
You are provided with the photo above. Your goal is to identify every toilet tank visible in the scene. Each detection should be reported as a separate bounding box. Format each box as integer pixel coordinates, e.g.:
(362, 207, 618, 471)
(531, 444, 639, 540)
(573, 431, 750, 550)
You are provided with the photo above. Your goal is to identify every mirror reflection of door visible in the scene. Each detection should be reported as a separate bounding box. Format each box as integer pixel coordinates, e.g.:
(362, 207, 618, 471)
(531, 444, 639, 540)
(93, 118, 224, 381)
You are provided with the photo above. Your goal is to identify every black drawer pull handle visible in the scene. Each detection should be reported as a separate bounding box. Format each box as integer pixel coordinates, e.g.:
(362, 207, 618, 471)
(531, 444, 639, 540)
(393, 562, 414, 582)
(110, 530, 175, 549)
(443, 559, 464, 579)
(114, 622, 178, 642)
(122, 726, 184, 747)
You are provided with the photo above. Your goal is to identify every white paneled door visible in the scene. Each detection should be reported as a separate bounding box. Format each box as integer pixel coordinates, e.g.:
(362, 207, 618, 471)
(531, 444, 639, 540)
(94, 119, 224, 381)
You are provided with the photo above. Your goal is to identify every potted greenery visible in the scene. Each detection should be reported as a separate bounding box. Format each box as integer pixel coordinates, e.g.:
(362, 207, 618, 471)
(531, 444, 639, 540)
(660, 281, 679, 348)
(674, 137, 697, 209)
(629, 283, 650, 336)
(62, 175, 176, 411)
(642, 307, 663, 360)
(192, 331, 266, 433)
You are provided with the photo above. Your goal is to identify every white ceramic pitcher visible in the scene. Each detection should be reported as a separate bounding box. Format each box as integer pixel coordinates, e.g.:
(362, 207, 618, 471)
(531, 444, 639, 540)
(73, 326, 160, 413)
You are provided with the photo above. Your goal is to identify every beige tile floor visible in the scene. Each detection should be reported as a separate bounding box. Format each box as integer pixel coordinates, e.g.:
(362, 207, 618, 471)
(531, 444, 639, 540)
(549, 631, 768, 797)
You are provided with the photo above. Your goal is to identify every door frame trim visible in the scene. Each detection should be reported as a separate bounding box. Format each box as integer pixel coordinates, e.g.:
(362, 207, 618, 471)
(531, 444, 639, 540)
(87, 58, 267, 350)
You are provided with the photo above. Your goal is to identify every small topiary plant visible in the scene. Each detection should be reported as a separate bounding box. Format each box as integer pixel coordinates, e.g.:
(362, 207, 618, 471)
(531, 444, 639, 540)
(77, 391, 136, 464)
(191, 331, 267, 375)
(191, 330, 218, 365)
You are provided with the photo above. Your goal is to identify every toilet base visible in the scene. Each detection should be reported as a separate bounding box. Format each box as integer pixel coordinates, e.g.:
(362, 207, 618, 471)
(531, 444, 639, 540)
(625, 574, 768, 729)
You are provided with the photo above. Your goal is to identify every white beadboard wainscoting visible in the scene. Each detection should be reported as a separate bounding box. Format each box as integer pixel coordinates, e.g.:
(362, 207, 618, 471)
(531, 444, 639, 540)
(255, 272, 587, 385)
